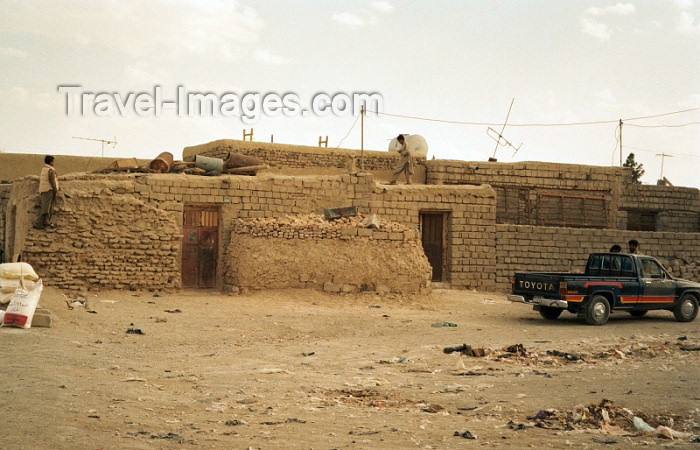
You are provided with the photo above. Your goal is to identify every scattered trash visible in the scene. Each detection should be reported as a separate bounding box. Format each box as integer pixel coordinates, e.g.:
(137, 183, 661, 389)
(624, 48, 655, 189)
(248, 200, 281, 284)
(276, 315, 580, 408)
(153, 293, 161, 298)
(505, 343, 528, 356)
(259, 368, 292, 374)
(455, 370, 487, 377)
(443, 344, 487, 357)
(546, 350, 581, 361)
(453, 430, 476, 439)
(349, 430, 380, 436)
(378, 356, 409, 364)
(679, 345, 700, 351)
(126, 323, 144, 335)
(677, 336, 687, 341)
(420, 403, 444, 413)
(150, 432, 183, 442)
(633, 416, 655, 432)
(225, 419, 246, 426)
(431, 321, 457, 327)
(507, 420, 530, 430)
(528, 409, 556, 421)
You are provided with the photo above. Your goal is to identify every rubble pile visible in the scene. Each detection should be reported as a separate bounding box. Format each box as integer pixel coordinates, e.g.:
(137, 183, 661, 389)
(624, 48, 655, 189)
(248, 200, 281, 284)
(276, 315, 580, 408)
(523, 399, 697, 441)
(443, 336, 700, 366)
(659, 257, 700, 281)
(232, 213, 416, 241)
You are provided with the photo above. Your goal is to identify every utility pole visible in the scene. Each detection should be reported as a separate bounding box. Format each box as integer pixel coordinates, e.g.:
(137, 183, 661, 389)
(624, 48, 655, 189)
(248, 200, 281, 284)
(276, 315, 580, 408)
(72, 136, 117, 157)
(619, 119, 623, 167)
(360, 105, 365, 171)
(656, 153, 674, 181)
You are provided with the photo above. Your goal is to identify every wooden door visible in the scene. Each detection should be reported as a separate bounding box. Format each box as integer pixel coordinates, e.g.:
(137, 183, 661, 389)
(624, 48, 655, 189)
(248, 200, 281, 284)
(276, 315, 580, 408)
(182, 207, 219, 288)
(421, 212, 446, 282)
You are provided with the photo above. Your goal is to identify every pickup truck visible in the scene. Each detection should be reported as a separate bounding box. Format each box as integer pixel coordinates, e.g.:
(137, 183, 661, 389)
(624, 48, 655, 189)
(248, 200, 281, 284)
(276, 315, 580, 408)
(508, 253, 700, 325)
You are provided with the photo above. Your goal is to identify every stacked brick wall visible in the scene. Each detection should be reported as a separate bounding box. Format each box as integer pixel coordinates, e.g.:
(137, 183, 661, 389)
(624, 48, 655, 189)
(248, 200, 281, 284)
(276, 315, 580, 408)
(182, 139, 427, 174)
(227, 214, 431, 293)
(0, 183, 11, 261)
(426, 160, 625, 228)
(621, 184, 699, 232)
(10, 176, 180, 292)
(366, 184, 497, 290)
(494, 224, 700, 291)
(136, 173, 496, 290)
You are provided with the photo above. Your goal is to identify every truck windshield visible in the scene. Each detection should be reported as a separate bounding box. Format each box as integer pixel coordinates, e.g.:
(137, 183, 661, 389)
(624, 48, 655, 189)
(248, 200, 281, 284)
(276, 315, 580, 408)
(588, 254, 634, 277)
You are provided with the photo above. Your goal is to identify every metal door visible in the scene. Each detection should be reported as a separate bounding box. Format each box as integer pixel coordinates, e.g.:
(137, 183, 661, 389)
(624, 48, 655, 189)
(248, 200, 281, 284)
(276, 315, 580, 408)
(182, 207, 219, 288)
(421, 213, 446, 282)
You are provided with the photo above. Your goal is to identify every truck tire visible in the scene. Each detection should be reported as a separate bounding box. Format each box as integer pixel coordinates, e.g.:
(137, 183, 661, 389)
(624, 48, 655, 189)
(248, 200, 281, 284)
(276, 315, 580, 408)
(628, 310, 648, 318)
(584, 295, 610, 325)
(673, 294, 698, 322)
(539, 306, 563, 320)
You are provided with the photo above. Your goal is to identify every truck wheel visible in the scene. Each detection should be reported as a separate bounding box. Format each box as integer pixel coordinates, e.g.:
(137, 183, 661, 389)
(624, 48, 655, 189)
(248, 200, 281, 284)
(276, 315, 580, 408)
(585, 295, 610, 325)
(673, 294, 698, 322)
(628, 310, 648, 318)
(539, 306, 563, 320)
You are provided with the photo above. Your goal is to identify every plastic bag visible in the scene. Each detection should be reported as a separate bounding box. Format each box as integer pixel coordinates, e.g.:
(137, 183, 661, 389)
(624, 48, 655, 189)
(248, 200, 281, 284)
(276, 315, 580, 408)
(0, 262, 40, 281)
(2, 279, 43, 329)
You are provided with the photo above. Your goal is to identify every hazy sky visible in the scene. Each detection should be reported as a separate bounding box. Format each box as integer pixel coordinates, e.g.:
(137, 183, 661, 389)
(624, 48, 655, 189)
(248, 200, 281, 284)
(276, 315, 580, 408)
(1, 0, 698, 188)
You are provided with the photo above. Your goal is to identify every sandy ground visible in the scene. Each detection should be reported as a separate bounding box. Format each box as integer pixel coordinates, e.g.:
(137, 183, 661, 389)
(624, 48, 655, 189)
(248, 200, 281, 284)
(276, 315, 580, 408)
(2, 287, 699, 449)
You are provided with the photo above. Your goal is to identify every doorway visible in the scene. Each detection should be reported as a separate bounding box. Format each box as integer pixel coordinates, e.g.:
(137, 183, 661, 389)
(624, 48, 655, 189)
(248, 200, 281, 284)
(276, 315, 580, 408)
(420, 212, 449, 282)
(182, 206, 219, 288)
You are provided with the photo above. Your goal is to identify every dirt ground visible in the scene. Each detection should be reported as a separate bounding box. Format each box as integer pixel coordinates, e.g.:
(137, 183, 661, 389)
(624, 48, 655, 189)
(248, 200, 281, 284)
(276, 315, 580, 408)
(2, 287, 699, 449)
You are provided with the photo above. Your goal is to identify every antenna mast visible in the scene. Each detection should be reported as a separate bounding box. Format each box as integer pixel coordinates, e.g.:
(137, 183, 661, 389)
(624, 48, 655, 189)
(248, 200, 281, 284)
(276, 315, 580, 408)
(72, 136, 117, 157)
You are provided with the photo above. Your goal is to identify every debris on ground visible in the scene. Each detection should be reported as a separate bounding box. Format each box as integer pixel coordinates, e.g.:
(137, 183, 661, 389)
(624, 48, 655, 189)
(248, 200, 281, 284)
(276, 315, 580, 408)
(126, 323, 144, 335)
(453, 430, 476, 439)
(431, 321, 457, 327)
(443, 344, 487, 357)
(521, 399, 698, 441)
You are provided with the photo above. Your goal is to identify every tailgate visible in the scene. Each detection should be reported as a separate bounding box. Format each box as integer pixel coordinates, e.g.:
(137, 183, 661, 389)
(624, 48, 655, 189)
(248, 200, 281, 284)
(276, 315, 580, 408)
(513, 273, 562, 298)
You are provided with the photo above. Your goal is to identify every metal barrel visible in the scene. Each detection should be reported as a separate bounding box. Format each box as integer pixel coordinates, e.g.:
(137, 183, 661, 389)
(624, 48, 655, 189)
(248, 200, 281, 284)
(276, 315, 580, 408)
(195, 155, 225, 174)
(149, 152, 174, 173)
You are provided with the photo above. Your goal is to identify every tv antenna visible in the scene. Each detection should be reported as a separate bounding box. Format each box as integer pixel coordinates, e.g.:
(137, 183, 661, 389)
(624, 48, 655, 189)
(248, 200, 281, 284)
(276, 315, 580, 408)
(486, 98, 522, 161)
(656, 152, 674, 181)
(72, 136, 117, 157)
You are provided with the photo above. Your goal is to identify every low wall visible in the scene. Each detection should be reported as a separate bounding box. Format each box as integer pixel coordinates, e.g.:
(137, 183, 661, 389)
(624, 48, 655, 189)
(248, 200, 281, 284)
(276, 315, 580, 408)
(0, 153, 150, 182)
(182, 139, 427, 182)
(7, 176, 181, 292)
(227, 214, 431, 293)
(494, 224, 700, 291)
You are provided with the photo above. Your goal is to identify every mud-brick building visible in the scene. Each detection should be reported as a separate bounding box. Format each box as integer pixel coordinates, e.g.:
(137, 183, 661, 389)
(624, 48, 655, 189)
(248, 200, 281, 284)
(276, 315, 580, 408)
(3, 171, 496, 293)
(2, 139, 699, 293)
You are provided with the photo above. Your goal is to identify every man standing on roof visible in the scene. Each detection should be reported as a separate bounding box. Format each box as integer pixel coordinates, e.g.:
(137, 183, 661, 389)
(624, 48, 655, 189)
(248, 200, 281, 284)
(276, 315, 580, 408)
(389, 134, 414, 185)
(33, 155, 59, 229)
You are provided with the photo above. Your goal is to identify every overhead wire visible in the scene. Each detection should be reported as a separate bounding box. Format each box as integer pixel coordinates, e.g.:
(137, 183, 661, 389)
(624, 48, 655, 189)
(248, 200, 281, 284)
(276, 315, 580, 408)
(335, 113, 361, 148)
(365, 106, 700, 128)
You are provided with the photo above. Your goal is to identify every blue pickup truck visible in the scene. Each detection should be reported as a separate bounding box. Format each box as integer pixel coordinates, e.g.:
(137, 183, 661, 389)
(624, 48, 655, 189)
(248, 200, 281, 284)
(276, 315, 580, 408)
(508, 253, 700, 325)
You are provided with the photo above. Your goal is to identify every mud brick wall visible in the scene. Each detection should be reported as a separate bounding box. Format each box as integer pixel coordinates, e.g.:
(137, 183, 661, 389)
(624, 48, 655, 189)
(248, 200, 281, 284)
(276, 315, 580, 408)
(0, 183, 11, 261)
(621, 184, 699, 232)
(494, 224, 700, 291)
(181, 139, 427, 181)
(365, 184, 497, 290)
(137, 173, 495, 290)
(8, 176, 181, 292)
(425, 160, 625, 228)
(227, 214, 431, 293)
